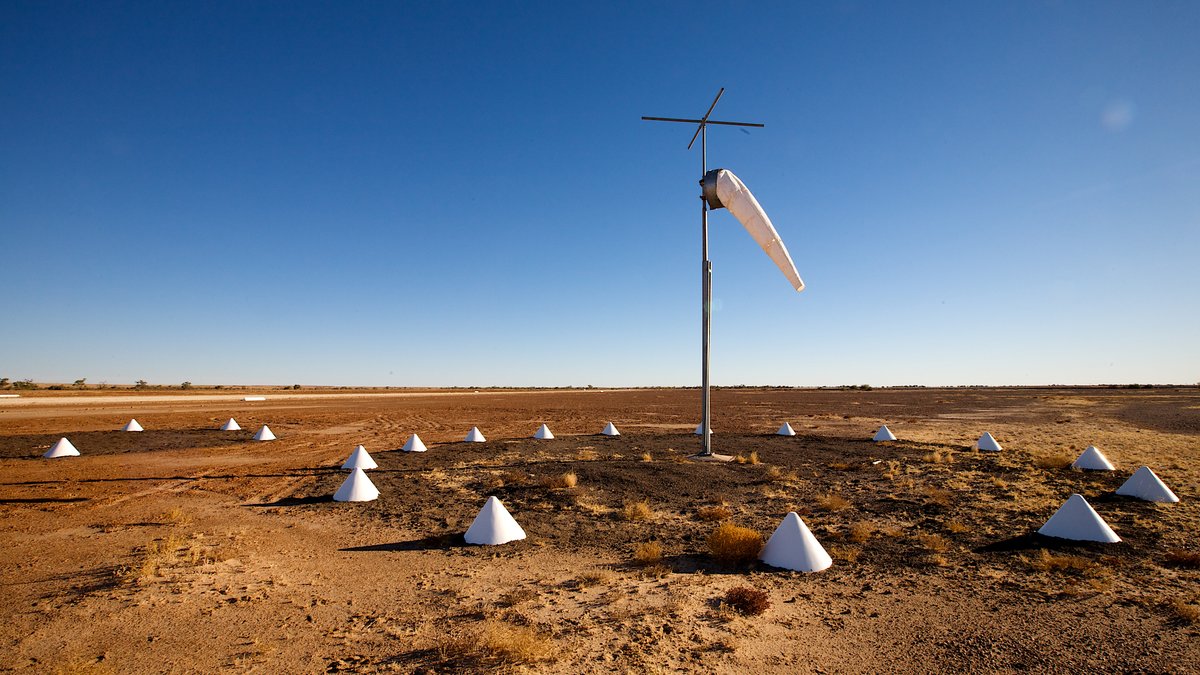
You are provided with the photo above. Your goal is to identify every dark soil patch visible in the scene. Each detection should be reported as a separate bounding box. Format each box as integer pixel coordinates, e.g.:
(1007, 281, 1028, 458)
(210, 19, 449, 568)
(0, 429, 257, 459)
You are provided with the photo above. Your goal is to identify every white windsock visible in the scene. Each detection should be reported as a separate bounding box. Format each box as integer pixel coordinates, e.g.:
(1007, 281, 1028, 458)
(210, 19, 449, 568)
(695, 424, 713, 436)
(600, 422, 620, 437)
(777, 422, 796, 436)
(332, 468, 380, 502)
(220, 418, 241, 431)
(1038, 494, 1120, 543)
(342, 445, 377, 470)
(1116, 466, 1179, 503)
(533, 424, 555, 440)
(760, 512, 832, 573)
(44, 437, 80, 458)
(123, 419, 144, 432)
(1072, 446, 1115, 471)
(701, 168, 804, 292)
(253, 425, 276, 441)
(464, 496, 527, 545)
(402, 434, 428, 453)
(873, 425, 897, 442)
(975, 432, 1002, 452)
(464, 427, 486, 443)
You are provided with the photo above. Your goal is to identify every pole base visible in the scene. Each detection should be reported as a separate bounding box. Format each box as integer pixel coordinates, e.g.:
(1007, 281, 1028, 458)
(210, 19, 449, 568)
(687, 453, 735, 463)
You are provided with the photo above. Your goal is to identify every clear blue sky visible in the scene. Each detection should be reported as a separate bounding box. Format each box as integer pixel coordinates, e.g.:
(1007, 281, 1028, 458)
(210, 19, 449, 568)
(2, 1, 1197, 387)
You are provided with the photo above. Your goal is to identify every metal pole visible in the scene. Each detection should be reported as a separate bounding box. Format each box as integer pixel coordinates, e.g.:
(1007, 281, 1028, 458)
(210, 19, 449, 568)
(700, 124, 712, 456)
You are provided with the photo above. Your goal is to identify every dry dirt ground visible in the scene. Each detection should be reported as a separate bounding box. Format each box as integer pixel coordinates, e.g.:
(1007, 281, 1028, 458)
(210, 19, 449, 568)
(1, 387, 1197, 674)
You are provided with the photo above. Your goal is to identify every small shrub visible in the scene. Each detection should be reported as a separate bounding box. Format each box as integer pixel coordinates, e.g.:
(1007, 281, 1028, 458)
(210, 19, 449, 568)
(1169, 598, 1200, 624)
(707, 522, 763, 565)
(989, 476, 1009, 490)
(922, 450, 954, 464)
(696, 505, 733, 522)
(848, 521, 874, 543)
(1026, 549, 1095, 575)
(883, 460, 901, 480)
(917, 533, 949, 553)
(816, 493, 851, 511)
(640, 452, 652, 462)
(734, 454, 748, 464)
(764, 465, 783, 481)
(576, 449, 599, 461)
(541, 472, 577, 489)
(576, 570, 614, 587)
(632, 541, 663, 566)
(722, 586, 770, 616)
(621, 500, 652, 522)
(1034, 455, 1073, 470)
(747, 451, 761, 465)
(440, 620, 556, 666)
(1164, 550, 1200, 568)
(945, 520, 970, 534)
(829, 461, 853, 471)
(829, 544, 861, 563)
(161, 506, 192, 526)
(922, 487, 953, 507)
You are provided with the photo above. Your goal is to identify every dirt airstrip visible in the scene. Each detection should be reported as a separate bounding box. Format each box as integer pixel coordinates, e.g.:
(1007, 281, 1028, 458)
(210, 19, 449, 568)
(1, 387, 1197, 673)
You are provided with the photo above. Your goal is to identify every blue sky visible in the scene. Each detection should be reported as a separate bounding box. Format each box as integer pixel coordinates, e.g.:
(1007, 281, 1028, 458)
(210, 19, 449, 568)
(2, 1, 1197, 387)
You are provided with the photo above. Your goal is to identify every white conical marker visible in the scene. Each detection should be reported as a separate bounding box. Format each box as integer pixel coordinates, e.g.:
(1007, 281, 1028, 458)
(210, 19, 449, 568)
(123, 419, 143, 432)
(873, 425, 897, 442)
(332, 468, 379, 502)
(464, 496, 526, 545)
(253, 425, 276, 441)
(533, 424, 555, 440)
(342, 445, 377, 470)
(464, 427, 486, 443)
(975, 432, 1002, 452)
(777, 422, 796, 436)
(760, 512, 833, 573)
(220, 418, 241, 431)
(1116, 466, 1179, 503)
(44, 437, 80, 458)
(600, 422, 620, 437)
(1072, 445, 1115, 471)
(402, 434, 427, 453)
(1038, 494, 1120, 543)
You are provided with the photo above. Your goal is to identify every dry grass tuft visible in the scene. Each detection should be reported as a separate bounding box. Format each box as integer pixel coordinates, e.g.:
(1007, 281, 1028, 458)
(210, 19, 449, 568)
(922, 487, 954, 507)
(734, 454, 748, 464)
(1026, 549, 1096, 575)
(1168, 598, 1200, 624)
(945, 520, 970, 534)
(696, 505, 733, 522)
(989, 476, 1009, 490)
(576, 570, 614, 587)
(541, 472, 577, 489)
(917, 533, 950, 553)
(848, 521, 874, 543)
(883, 460, 902, 480)
(439, 620, 556, 666)
(747, 450, 761, 465)
(632, 541, 663, 566)
(707, 522, 763, 565)
(816, 493, 851, 511)
(620, 500, 653, 522)
(576, 449, 599, 461)
(764, 465, 783, 480)
(1034, 454, 1073, 470)
(640, 452, 653, 462)
(161, 506, 192, 526)
(922, 449, 955, 464)
(52, 659, 115, 675)
(722, 586, 771, 616)
(500, 470, 527, 486)
(1164, 550, 1200, 568)
(829, 461, 854, 471)
(829, 544, 861, 563)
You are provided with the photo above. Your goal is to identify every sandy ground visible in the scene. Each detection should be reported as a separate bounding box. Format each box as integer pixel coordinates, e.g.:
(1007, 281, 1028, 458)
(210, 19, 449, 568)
(1, 387, 1197, 673)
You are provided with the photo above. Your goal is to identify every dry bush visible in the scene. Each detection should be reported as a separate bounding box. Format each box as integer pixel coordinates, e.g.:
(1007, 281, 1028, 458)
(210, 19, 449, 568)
(848, 521, 874, 543)
(816, 493, 851, 511)
(500, 470, 527, 486)
(922, 450, 955, 464)
(639, 451, 653, 462)
(696, 505, 733, 522)
(829, 544, 861, 563)
(917, 533, 950, 553)
(883, 460, 902, 480)
(1168, 598, 1200, 624)
(878, 525, 905, 539)
(497, 587, 538, 607)
(1165, 550, 1200, 568)
(439, 620, 556, 666)
(945, 520, 970, 534)
(829, 461, 853, 471)
(922, 487, 953, 507)
(707, 522, 763, 565)
(632, 541, 663, 566)
(1034, 454, 1073, 470)
(734, 454, 748, 464)
(1026, 549, 1096, 575)
(764, 465, 783, 480)
(748, 450, 761, 465)
(989, 476, 1009, 490)
(576, 570, 614, 587)
(620, 500, 652, 522)
(576, 449, 599, 461)
(161, 506, 192, 526)
(722, 586, 771, 616)
(926, 554, 950, 567)
(541, 472, 577, 489)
